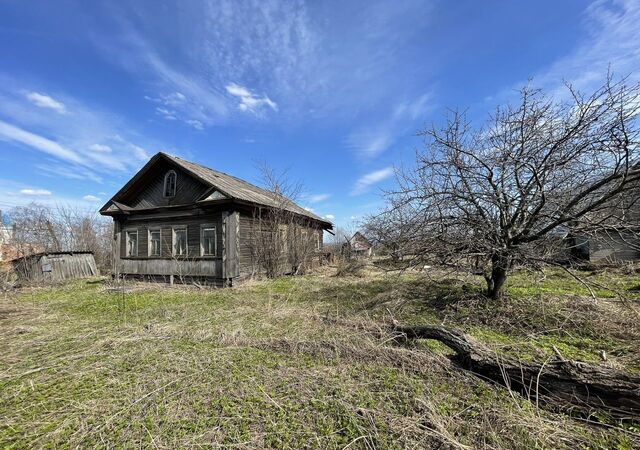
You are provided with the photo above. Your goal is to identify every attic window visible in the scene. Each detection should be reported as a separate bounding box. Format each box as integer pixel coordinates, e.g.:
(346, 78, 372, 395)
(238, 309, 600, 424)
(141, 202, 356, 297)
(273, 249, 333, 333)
(164, 170, 177, 198)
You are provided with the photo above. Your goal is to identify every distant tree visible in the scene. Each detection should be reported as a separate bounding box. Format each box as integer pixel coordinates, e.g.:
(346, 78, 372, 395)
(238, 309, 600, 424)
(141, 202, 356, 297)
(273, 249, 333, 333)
(9, 203, 113, 272)
(378, 75, 640, 299)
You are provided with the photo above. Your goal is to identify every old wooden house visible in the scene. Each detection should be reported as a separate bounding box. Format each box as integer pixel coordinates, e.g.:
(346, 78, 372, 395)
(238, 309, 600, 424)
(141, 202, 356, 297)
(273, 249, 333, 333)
(348, 232, 374, 258)
(99, 152, 333, 285)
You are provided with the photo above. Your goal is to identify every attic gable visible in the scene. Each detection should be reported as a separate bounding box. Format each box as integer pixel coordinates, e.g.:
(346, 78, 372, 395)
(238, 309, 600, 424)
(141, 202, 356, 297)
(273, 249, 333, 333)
(198, 189, 228, 202)
(101, 155, 211, 211)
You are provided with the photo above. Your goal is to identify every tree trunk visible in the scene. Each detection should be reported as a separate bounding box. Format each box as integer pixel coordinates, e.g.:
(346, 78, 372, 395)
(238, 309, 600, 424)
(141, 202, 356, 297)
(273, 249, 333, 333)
(486, 253, 509, 299)
(394, 324, 640, 419)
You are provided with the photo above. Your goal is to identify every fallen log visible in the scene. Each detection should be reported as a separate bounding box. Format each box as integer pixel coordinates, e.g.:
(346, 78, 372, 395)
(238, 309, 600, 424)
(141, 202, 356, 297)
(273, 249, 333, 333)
(393, 324, 640, 420)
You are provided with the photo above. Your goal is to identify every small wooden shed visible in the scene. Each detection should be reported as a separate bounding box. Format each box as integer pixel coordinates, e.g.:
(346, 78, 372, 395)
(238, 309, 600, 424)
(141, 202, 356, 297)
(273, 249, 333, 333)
(12, 251, 98, 283)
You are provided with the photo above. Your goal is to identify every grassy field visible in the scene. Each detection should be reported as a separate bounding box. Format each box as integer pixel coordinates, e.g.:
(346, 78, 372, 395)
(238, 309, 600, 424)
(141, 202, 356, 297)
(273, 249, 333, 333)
(1, 264, 639, 449)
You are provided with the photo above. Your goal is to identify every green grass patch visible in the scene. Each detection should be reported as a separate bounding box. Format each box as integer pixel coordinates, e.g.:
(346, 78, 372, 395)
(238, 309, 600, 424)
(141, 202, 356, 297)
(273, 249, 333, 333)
(1, 272, 638, 448)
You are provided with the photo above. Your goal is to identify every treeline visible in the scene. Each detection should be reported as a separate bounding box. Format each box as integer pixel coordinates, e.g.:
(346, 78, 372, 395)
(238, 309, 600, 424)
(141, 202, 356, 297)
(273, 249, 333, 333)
(5, 203, 113, 272)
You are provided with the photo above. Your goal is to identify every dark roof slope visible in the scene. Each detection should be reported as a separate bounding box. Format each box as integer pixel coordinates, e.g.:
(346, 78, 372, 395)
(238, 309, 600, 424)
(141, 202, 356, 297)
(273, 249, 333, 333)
(102, 152, 332, 227)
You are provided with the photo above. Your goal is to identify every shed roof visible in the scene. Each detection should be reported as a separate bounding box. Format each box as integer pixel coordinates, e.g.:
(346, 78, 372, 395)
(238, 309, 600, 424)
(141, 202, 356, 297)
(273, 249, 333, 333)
(11, 251, 94, 262)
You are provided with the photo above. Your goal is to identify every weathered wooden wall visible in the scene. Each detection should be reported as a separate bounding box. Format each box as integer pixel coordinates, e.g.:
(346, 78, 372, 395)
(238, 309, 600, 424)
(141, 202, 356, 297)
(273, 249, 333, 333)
(237, 211, 323, 278)
(589, 231, 640, 262)
(123, 159, 210, 209)
(13, 252, 98, 283)
(117, 209, 224, 278)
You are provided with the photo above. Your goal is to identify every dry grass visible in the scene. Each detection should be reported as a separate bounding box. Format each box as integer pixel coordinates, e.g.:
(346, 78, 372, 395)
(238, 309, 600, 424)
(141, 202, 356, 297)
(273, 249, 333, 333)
(0, 270, 638, 449)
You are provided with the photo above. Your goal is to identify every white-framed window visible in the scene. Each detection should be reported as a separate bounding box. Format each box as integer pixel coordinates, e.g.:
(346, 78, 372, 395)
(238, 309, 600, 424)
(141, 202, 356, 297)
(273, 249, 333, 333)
(201, 226, 217, 256)
(173, 227, 188, 256)
(126, 229, 138, 257)
(148, 229, 161, 257)
(164, 170, 177, 198)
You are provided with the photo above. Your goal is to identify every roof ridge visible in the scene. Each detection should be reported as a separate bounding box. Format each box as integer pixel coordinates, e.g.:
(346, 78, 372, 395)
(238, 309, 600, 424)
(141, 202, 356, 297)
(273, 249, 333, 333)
(161, 152, 329, 225)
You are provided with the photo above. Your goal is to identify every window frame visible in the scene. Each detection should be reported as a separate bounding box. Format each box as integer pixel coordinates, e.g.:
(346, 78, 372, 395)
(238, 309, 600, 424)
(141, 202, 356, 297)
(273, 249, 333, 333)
(163, 170, 177, 198)
(172, 226, 188, 257)
(148, 228, 162, 257)
(125, 229, 139, 257)
(200, 225, 217, 257)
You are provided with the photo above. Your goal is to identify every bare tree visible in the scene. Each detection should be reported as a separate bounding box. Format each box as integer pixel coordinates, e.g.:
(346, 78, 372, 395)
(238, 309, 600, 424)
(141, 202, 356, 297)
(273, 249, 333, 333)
(8, 203, 113, 273)
(378, 75, 640, 299)
(247, 163, 321, 278)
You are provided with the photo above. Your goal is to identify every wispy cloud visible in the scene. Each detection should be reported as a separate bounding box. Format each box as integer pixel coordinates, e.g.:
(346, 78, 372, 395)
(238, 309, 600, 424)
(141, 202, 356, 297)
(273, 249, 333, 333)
(492, 0, 640, 102)
(20, 188, 52, 196)
(37, 163, 103, 184)
(545, 0, 640, 90)
(303, 193, 331, 203)
(347, 93, 432, 159)
(90, 1, 432, 125)
(0, 179, 101, 212)
(89, 144, 113, 153)
(25, 92, 67, 114)
(0, 75, 159, 181)
(82, 194, 101, 202)
(324, 214, 335, 220)
(226, 83, 278, 114)
(346, 129, 394, 159)
(351, 167, 394, 195)
(0, 119, 84, 164)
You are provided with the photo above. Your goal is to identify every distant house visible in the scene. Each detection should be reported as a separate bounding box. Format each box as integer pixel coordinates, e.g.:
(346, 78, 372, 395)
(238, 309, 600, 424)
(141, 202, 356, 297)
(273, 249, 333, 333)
(567, 231, 640, 263)
(347, 232, 373, 258)
(565, 180, 640, 263)
(12, 251, 97, 283)
(99, 152, 333, 285)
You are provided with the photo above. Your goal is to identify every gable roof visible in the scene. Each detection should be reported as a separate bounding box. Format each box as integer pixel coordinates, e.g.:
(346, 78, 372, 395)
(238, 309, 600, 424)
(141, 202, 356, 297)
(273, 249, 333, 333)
(350, 231, 372, 247)
(100, 152, 332, 228)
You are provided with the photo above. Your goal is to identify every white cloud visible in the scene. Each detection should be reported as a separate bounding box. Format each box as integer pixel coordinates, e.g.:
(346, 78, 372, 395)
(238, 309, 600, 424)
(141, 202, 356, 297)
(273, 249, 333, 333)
(351, 167, 394, 195)
(491, 0, 640, 103)
(347, 93, 432, 159)
(25, 92, 67, 114)
(0, 76, 163, 177)
(0, 119, 84, 165)
(89, 143, 113, 153)
(82, 195, 101, 202)
(545, 0, 640, 90)
(36, 163, 103, 184)
(156, 107, 177, 120)
(20, 188, 52, 196)
(226, 83, 278, 114)
(185, 119, 204, 130)
(347, 129, 394, 159)
(130, 144, 150, 161)
(324, 214, 335, 220)
(304, 193, 331, 203)
(303, 206, 316, 213)
(225, 83, 252, 98)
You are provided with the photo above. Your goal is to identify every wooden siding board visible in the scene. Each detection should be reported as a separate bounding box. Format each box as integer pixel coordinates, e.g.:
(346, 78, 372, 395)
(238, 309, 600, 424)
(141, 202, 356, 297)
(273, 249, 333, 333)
(13, 253, 97, 282)
(116, 210, 225, 278)
(590, 231, 640, 262)
(237, 210, 322, 277)
(125, 159, 210, 209)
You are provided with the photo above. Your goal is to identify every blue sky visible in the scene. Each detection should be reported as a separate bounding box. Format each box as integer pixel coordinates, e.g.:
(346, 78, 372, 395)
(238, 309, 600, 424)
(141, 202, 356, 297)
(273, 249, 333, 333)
(0, 0, 639, 227)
